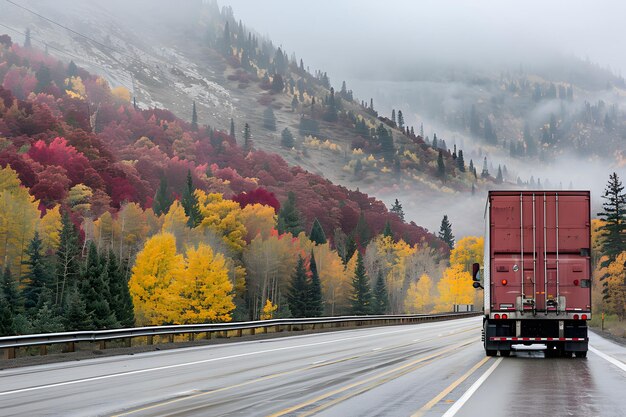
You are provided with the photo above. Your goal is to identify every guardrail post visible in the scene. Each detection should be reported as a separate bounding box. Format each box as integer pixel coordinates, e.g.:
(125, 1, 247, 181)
(39, 345, 47, 356)
(147, 335, 153, 345)
(65, 342, 75, 353)
(168, 334, 174, 344)
(205, 331, 212, 340)
(99, 340, 106, 350)
(3, 347, 16, 360)
(188, 333, 195, 342)
(125, 338, 132, 348)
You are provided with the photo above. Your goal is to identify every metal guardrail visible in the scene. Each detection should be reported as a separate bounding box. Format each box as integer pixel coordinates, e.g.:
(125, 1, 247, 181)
(0, 312, 480, 359)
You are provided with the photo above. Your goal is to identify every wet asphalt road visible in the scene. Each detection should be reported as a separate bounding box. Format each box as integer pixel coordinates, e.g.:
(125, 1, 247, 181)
(0, 317, 624, 417)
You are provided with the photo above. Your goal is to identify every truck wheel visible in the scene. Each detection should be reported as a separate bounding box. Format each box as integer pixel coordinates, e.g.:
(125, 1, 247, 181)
(486, 350, 497, 357)
(575, 351, 587, 358)
(499, 350, 511, 357)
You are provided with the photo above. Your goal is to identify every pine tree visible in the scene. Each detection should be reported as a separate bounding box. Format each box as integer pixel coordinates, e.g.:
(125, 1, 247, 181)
(243, 122, 252, 151)
(306, 252, 323, 317)
(309, 218, 327, 245)
(230, 118, 235, 139)
(1, 267, 20, 316)
(31, 302, 65, 333)
(288, 256, 308, 317)
(55, 212, 81, 308)
(598, 173, 626, 298)
(24, 28, 31, 48)
(191, 101, 198, 131)
(0, 294, 14, 336)
(439, 215, 455, 249)
(372, 270, 389, 314)
(437, 150, 446, 180)
(354, 212, 370, 247)
(481, 156, 489, 178)
(496, 165, 503, 184)
(181, 170, 202, 227)
(22, 232, 51, 312)
(432, 133, 438, 149)
(152, 176, 172, 217)
(383, 221, 394, 239)
(391, 109, 396, 125)
(281, 128, 295, 148)
(350, 252, 372, 315)
(342, 234, 357, 265)
(277, 191, 302, 235)
(263, 106, 277, 131)
(64, 287, 92, 331)
(390, 199, 404, 221)
(469, 159, 474, 174)
(81, 242, 118, 329)
(397, 110, 404, 130)
(457, 150, 466, 172)
(106, 251, 135, 327)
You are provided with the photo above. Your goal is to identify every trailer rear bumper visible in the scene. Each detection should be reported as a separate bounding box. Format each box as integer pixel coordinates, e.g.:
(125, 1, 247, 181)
(490, 337, 587, 342)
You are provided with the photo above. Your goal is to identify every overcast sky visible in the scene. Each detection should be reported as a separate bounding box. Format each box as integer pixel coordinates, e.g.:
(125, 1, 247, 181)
(221, 0, 625, 83)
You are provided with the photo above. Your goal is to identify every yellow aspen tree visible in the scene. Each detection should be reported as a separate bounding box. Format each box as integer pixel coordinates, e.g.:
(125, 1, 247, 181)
(116, 202, 149, 259)
(435, 264, 474, 312)
(195, 191, 247, 253)
(93, 211, 114, 251)
(111, 86, 131, 102)
(67, 184, 93, 215)
(161, 200, 191, 249)
(599, 252, 626, 319)
(174, 243, 235, 323)
(313, 243, 351, 315)
(404, 274, 433, 313)
(129, 232, 184, 325)
(39, 205, 62, 252)
(260, 299, 277, 320)
(240, 203, 276, 241)
(450, 236, 484, 273)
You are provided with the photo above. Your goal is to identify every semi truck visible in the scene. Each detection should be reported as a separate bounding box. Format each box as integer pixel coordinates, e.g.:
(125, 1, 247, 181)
(473, 191, 591, 358)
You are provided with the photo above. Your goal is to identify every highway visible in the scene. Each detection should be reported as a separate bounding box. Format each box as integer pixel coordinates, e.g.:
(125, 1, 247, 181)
(0, 316, 625, 416)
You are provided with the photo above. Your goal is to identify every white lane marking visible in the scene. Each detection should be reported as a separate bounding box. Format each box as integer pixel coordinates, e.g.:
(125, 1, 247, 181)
(589, 346, 626, 373)
(372, 347, 383, 351)
(413, 339, 421, 342)
(312, 360, 327, 365)
(0, 323, 480, 396)
(442, 357, 503, 417)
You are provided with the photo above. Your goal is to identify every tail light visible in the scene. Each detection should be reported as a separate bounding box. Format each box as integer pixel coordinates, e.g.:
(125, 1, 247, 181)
(494, 314, 501, 319)
(581, 314, 588, 320)
(573, 314, 579, 320)
(573, 280, 579, 286)
(501, 279, 508, 286)
(502, 313, 508, 319)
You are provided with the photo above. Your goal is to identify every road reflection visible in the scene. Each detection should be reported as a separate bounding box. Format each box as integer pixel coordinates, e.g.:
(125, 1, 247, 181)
(507, 347, 599, 417)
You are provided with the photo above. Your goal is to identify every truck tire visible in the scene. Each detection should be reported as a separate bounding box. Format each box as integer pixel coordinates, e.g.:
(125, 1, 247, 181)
(575, 351, 587, 358)
(486, 350, 497, 357)
(499, 350, 511, 357)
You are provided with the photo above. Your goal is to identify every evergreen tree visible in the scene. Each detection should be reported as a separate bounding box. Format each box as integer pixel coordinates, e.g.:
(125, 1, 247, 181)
(230, 118, 235, 139)
(31, 302, 65, 333)
(291, 95, 298, 111)
(24, 28, 31, 48)
(263, 106, 277, 131)
(281, 128, 295, 148)
(383, 221, 394, 239)
(106, 251, 135, 327)
(277, 191, 302, 235)
(181, 170, 202, 227)
(243, 122, 252, 152)
(152, 176, 172, 216)
(598, 173, 626, 298)
(271, 73, 284, 93)
(191, 101, 198, 131)
(1, 267, 20, 315)
(391, 109, 396, 125)
(0, 294, 14, 336)
(376, 123, 394, 159)
(67, 60, 78, 77)
(309, 218, 327, 245)
(350, 252, 372, 315)
(64, 287, 92, 331)
(469, 159, 474, 174)
(496, 165, 503, 184)
(21, 232, 50, 311)
(306, 252, 323, 317)
(437, 150, 446, 180)
(342, 234, 357, 265)
(288, 256, 308, 317)
(439, 215, 455, 249)
(457, 150, 466, 172)
(372, 270, 389, 314)
(390, 199, 404, 221)
(484, 118, 497, 144)
(481, 156, 489, 178)
(55, 212, 80, 308)
(81, 242, 118, 329)
(397, 110, 404, 130)
(354, 212, 370, 247)
(432, 133, 438, 149)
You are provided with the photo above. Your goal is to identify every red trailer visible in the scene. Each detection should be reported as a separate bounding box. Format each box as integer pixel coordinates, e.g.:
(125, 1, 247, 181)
(474, 191, 591, 357)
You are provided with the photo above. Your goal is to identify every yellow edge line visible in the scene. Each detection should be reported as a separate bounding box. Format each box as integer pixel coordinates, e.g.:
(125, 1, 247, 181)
(410, 356, 491, 417)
